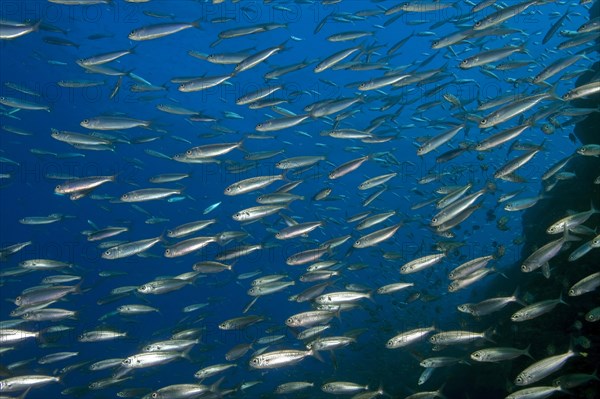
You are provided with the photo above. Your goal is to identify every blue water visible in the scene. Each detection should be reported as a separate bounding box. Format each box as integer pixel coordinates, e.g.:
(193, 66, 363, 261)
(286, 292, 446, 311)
(1, 1, 599, 398)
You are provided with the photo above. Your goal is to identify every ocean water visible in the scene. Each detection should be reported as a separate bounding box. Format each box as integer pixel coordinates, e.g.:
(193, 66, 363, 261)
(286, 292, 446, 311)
(1, 1, 599, 398)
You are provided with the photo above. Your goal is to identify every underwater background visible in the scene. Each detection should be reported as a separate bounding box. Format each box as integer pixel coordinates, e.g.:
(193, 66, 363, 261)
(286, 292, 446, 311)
(0, 0, 599, 398)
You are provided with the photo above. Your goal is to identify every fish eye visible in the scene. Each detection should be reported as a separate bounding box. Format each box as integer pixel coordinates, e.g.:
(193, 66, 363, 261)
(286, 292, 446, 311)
(516, 377, 522, 383)
(432, 41, 439, 46)
(225, 187, 232, 192)
(431, 217, 438, 223)
(151, 393, 158, 399)
(473, 352, 480, 358)
(82, 119, 88, 124)
(460, 60, 468, 65)
(480, 119, 487, 125)
(186, 150, 192, 155)
(140, 285, 147, 290)
(165, 249, 171, 255)
(251, 358, 258, 364)
(475, 21, 481, 27)
(520, 265, 527, 271)
(569, 289, 575, 295)
(104, 250, 111, 256)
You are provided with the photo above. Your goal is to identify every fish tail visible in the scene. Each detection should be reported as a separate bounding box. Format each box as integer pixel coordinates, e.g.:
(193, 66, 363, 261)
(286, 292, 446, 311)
(590, 199, 599, 214)
(308, 348, 325, 363)
(191, 19, 203, 30)
(523, 343, 534, 359)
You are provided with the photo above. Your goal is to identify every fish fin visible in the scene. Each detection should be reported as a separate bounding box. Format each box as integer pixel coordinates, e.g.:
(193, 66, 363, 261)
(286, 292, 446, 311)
(548, 82, 563, 102)
(558, 292, 569, 307)
(541, 262, 551, 279)
(590, 199, 599, 214)
(523, 344, 534, 360)
(309, 348, 325, 363)
(17, 387, 32, 399)
(191, 19, 203, 30)
(209, 376, 225, 392)
(483, 326, 497, 343)
(333, 307, 343, 323)
(512, 287, 527, 306)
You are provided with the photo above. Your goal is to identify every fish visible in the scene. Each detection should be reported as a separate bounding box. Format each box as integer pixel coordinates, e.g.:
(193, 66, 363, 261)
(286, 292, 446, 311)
(121, 351, 189, 368)
(224, 174, 285, 195)
(515, 348, 579, 386)
(164, 236, 217, 258)
(321, 381, 368, 394)
(568, 272, 600, 296)
(0, 96, 49, 111)
(460, 44, 527, 69)
(178, 74, 234, 92)
(386, 327, 435, 349)
(219, 315, 265, 330)
(256, 114, 310, 132)
(546, 202, 599, 234)
(275, 382, 314, 394)
(137, 279, 192, 295)
(471, 346, 532, 362)
(473, 0, 541, 31)
(459, 288, 523, 317)
(80, 116, 151, 130)
(120, 188, 182, 202)
(102, 236, 163, 260)
(521, 233, 578, 273)
(234, 43, 286, 74)
(0, 375, 59, 392)
(249, 349, 319, 369)
(128, 20, 201, 41)
(314, 46, 361, 73)
(276, 221, 324, 239)
(400, 253, 446, 274)
(511, 295, 568, 322)
(353, 223, 403, 248)
(76, 48, 135, 66)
